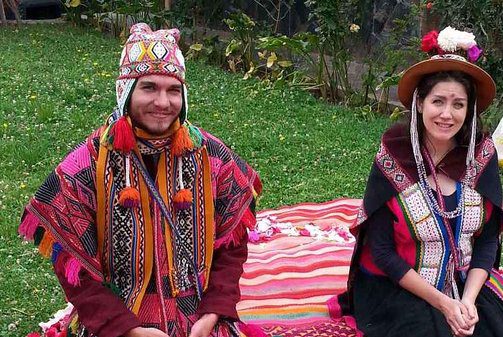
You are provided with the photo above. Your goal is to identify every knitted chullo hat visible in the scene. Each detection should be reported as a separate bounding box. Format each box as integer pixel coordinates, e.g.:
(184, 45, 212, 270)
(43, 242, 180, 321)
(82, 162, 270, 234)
(116, 23, 187, 118)
(103, 23, 201, 209)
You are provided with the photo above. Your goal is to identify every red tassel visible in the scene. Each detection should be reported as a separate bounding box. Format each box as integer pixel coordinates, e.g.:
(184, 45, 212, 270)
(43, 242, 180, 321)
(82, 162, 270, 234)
(173, 188, 192, 210)
(65, 257, 82, 287)
(253, 175, 263, 196)
(215, 221, 247, 249)
(240, 208, 256, 231)
(110, 117, 135, 153)
(238, 322, 267, 337)
(171, 125, 194, 156)
(118, 187, 140, 208)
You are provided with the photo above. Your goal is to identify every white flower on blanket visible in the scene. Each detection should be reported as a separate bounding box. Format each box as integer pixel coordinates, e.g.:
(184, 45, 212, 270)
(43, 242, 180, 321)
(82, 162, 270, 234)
(39, 302, 74, 332)
(250, 216, 355, 243)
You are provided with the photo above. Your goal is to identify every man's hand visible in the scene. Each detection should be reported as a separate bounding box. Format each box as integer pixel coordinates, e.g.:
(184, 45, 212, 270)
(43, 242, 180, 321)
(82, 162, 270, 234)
(188, 313, 219, 337)
(125, 327, 170, 337)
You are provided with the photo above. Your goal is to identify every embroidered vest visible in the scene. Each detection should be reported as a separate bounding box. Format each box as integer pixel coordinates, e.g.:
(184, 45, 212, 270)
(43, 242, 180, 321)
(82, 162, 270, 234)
(360, 182, 485, 292)
(391, 183, 483, 291)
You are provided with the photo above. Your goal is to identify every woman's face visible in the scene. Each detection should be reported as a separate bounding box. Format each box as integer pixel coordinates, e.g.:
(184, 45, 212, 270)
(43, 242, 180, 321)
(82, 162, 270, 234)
(418, 80, 468, 148)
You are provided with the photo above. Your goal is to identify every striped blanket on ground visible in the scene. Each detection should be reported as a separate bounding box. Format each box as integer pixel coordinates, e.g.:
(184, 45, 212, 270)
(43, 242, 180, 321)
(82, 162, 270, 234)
(238, 198, 362, 337)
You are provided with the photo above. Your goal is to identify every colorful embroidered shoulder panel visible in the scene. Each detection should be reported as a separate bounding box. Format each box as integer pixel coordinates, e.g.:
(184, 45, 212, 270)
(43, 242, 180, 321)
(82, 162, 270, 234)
(355, 136, 495, 227)
(376, 143, 414, 192)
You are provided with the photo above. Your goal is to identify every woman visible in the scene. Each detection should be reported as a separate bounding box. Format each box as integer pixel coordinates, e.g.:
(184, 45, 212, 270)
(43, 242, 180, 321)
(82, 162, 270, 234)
(344, 27, 503, 337)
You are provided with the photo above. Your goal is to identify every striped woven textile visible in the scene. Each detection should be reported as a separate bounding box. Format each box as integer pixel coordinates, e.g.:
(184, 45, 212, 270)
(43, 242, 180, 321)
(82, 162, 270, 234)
(238, 198, 362, 337)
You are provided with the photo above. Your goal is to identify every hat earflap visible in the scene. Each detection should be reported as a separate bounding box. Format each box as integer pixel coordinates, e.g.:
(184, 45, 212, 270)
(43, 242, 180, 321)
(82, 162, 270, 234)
(179, 84, 188, 124)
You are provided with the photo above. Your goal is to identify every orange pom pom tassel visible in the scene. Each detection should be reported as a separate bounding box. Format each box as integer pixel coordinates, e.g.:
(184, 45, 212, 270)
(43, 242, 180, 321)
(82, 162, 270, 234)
(118, 187, 140, 208)
(171, 125, 194, 157)
(173, 188, 192, 210)
(110, 117, 136, 153)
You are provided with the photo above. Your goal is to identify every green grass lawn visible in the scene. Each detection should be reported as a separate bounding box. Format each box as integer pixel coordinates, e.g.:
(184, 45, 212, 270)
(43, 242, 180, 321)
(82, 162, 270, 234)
(0, 23, 389, 335)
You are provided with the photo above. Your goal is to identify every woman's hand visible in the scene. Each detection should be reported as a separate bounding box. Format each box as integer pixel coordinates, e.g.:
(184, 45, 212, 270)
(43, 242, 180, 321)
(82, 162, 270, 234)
(188, 313, 219, 337)
(454, 268, 486, 336)
(451, 298, 479, 336)
(125, 327, 170, 337)
(437, 296, 471, 335)
(397, 270, 474, 335)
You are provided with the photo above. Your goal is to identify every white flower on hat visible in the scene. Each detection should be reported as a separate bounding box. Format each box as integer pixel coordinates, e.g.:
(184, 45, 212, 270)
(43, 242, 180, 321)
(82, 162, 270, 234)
(457, 31, 476, 50)
(437, 27, 459, 52)
(438, 26, 477, 52)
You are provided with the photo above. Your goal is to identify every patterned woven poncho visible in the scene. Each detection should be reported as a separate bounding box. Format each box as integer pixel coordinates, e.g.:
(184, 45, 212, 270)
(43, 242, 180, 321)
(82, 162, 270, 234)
(19, 126, 262, 333)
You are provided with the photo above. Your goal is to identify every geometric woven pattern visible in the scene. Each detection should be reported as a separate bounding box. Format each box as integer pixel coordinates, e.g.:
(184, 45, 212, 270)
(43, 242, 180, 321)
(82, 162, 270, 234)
(261, 320, 359, 337)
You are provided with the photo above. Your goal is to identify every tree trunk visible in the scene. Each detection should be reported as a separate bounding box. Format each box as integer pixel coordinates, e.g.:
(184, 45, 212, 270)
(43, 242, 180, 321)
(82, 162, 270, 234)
(417, 0, 440, 35)
(164, 0, 171, 10)
(7, 0, 21, 24)
(0, 0, 7, 26)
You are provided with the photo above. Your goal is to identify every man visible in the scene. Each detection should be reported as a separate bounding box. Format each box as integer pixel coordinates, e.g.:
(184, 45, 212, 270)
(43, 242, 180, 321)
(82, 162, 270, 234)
(19, 23, 261, 337)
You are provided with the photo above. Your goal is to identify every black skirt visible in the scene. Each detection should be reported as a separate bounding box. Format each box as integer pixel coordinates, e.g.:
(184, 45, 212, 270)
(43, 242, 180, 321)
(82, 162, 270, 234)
(353, 270, 503, 337)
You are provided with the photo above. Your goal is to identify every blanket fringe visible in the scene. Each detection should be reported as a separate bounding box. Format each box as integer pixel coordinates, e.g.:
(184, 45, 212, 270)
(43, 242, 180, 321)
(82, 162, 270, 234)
(342, 316, 364, 337)
(51, 243, 63, 263)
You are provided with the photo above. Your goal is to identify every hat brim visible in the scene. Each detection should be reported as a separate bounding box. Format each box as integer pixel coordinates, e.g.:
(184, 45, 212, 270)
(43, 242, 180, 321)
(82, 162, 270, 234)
(398, 58, 496, 113)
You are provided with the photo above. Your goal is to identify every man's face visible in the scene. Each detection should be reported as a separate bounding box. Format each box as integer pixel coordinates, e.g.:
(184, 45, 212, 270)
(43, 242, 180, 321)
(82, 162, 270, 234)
(128, 75, 183, 136)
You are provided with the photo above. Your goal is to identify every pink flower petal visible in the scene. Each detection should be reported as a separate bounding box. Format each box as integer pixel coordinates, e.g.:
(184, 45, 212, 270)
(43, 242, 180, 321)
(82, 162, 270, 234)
(467, 45, 482, 62)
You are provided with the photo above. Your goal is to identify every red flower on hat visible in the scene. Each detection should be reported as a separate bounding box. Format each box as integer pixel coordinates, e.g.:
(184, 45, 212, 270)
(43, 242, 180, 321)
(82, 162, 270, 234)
(421, 30, 443, 54)
(426, 2, 433, 10)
